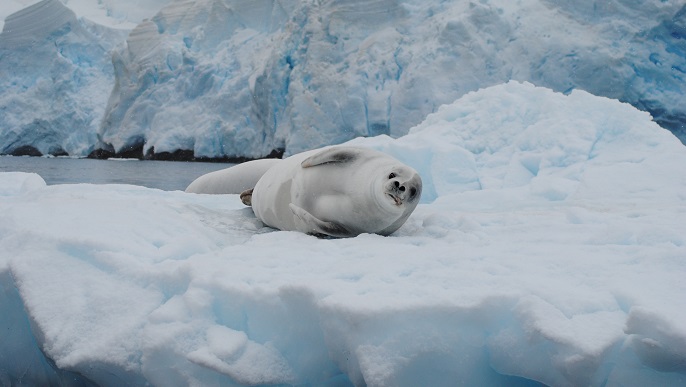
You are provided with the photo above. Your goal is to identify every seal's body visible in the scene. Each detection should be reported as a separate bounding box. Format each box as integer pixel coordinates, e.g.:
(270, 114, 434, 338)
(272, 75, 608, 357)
(185, 146, 422, 238)
(248, 147, 422, 237)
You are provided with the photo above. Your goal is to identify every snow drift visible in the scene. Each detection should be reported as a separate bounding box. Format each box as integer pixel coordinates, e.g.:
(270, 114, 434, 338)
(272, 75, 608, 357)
(1, 82, 685, 386)
(1, 0, 685, 158)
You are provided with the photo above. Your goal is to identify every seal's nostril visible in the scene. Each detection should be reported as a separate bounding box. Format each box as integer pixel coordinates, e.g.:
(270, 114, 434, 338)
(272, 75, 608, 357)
(394, 181, 400, 187)
(399, 186, 405, 192)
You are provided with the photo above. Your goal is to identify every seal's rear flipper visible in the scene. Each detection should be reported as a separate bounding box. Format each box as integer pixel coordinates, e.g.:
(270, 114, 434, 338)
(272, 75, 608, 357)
(185, 158, 280, 194)
(289, 203, 354, 238)
(240, 188, 254, 206)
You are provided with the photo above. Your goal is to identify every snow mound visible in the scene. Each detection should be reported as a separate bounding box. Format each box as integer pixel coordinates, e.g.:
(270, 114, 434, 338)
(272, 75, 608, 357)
(1, 0, 685, 158)
(0, 172, 46, 197)
(1, 83, 685, 385)
(354, 81, 686, 205)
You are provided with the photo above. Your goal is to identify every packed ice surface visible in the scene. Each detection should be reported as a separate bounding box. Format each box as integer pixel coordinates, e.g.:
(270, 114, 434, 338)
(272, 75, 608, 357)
(1, 82, 686, 386)
(1, 0, 685, 158)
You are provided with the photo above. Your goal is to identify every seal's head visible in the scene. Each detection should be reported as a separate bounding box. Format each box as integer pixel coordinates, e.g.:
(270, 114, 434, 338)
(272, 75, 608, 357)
(382, 167, 422, 208)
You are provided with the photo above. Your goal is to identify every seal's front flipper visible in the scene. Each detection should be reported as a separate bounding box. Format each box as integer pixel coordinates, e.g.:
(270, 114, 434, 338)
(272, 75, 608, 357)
(240, 188, 254, 206)
(289, 203, 354, 238)
(301, 147, 360, 168)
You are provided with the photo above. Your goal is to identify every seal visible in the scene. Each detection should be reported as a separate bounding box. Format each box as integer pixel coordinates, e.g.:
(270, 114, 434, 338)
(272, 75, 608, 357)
(185, 158, 281, 194)
(245, 146, 422, 237)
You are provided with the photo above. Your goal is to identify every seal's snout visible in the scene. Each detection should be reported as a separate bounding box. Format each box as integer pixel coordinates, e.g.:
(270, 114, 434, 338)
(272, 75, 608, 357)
(390, 178, 414, 197)
(386, 172, 421, 206)
(386, 179, 409, 206)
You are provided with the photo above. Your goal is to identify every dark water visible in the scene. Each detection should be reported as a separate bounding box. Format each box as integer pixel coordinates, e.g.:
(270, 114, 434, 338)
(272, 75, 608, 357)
(0, 156, 234, 191)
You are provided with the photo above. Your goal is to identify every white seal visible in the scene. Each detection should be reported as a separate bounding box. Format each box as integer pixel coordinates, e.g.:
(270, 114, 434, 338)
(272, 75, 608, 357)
(245, 146, 422, 237)
(185, 159, 281, 194)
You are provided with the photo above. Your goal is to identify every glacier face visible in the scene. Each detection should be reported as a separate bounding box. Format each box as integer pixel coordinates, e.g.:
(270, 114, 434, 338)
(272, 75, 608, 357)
(0, 0, 685, 158)
(98, 0, 296, 159)
(0, 0, 127, 156)
(99, 0, 686, 159)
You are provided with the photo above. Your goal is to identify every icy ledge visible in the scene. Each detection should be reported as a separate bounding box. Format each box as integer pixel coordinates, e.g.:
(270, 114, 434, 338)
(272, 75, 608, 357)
(1, 82, 685, 386)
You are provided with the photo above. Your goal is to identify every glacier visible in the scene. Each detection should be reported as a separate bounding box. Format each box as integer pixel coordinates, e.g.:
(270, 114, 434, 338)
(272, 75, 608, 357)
(1, 0, 686, 159)
(1, 82, 686, 386)
(0, 0, 137, 157)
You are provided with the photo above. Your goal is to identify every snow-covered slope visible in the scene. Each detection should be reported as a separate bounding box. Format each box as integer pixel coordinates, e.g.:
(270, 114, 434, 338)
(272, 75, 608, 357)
(1, 0, 685, 158)
(1, 83, 685, 386)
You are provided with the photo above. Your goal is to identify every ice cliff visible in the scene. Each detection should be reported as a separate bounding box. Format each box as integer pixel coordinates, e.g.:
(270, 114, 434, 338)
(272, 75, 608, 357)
(1, 0, 685, 158)
(0, 0, 128, 156)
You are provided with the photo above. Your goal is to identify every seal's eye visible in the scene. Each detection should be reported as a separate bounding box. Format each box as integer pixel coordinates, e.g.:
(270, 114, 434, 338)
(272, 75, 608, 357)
(409, 187, 417, 198)
(388, 173, 396, 179)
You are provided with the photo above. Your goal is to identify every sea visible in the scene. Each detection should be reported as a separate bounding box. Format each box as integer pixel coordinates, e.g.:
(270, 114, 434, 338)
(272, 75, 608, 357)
(0, 156, 234, 191)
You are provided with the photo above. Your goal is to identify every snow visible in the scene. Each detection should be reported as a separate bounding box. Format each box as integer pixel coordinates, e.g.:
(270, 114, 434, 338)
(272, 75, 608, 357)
(1, 82, 686, 386)
(1, 0, 685, 158)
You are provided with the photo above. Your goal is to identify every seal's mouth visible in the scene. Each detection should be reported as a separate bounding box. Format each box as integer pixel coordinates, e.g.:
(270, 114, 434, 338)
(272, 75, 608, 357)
(387, 193, 402, 206)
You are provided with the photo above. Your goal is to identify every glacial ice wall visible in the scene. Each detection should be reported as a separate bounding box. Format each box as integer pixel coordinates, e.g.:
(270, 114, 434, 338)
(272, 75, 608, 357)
(1, 0, 685, 158)
(0, 0, 127, 156)
(99, 0, 686, 159)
